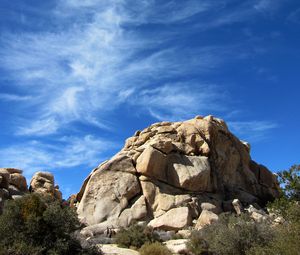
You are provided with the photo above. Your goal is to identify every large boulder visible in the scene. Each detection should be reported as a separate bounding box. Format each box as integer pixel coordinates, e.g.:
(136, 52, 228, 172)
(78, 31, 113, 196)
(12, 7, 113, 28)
(77, 115, 280, 234)
(195, 209, 219, 230)
(148, 207, 192, 231)
(30, 172, 62, 200)
(0, 168, 28, 212)
(77, 167, 141, 226)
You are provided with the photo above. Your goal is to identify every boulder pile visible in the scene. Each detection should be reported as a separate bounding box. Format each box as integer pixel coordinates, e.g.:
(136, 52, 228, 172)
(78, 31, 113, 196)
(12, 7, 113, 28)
(76, 115, 280, 236)
(0, 169, 61, 212)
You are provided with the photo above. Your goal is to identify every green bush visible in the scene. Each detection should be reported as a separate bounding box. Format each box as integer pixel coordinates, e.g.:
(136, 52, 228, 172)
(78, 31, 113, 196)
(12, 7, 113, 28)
(115, 223, 160, 249)
(248, 202, 300, 255)
(187, 213, 274, 255)
(0, 193, 100, 255)
(139, 242, 172, 255)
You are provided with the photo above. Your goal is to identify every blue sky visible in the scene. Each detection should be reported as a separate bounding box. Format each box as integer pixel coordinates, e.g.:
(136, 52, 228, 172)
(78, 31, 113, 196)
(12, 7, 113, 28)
(0, 0, 299, 198)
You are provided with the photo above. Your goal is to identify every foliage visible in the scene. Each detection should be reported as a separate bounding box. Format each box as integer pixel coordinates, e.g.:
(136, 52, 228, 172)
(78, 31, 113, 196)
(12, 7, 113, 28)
(277, 164, 300, 201)
(248, 202, 300, 255)
(268, 164, 300, 217)
(0, 193, 100, 255)
(115, 223, 160, 249)
(139, 242, 172, 255)
(187, 213, 274, 255)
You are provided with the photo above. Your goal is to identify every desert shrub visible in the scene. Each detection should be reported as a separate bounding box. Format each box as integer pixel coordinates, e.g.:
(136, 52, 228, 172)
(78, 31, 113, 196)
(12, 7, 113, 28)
(0, 193, 100, 255)
(139, 242, 172, 255)
(248, 202, 300, 255)
(187, 213, 274, 255)
(115, 223, 160, 249)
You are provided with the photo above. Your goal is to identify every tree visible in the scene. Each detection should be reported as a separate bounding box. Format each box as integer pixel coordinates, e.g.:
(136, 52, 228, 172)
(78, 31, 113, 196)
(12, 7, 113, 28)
(277, 164, 300, 201)
(0, 193, 100, 255)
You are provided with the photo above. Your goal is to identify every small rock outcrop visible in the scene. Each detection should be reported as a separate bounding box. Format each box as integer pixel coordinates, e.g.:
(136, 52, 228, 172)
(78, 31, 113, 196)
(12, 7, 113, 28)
(76, 115, 280, 235)
(0, 169, 62, 212)
(0, 168, 28, 212)
(30, 171, 62, 200)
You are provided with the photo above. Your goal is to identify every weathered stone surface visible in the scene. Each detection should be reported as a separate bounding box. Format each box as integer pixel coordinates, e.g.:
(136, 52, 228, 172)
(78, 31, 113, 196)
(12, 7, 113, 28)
(148, 207, 192, 230)
(77, 169, 140, 226)
(0, 169, 28, 212)
(117, 195, 148, 227)
(164, 239, 189, 254)
(232, 199, 243, 215)
(9, 173, 27, 192)
(167, 154, 211, 191)
(195, 210, 219, 230)
(77, 115, 280, 233)
(0, 169, 10, 189)
(140, 179, 191, 218)
(136, 146, 167, 180)
(30, 171, 62, 200)
(100, 244, 139, 255)
(201, 202, 221, 214)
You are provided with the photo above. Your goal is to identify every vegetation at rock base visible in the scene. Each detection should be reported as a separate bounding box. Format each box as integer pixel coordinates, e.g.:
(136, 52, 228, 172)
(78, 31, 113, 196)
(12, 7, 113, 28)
(139, 242, 172, 255)
(115, 223, 160, 249)
(248, 164, 300, 255)
(187, 164, 300, 255)
(187, 213, 274, 255)
(0, 193, 100, 255)
(247, 203, 300, 255)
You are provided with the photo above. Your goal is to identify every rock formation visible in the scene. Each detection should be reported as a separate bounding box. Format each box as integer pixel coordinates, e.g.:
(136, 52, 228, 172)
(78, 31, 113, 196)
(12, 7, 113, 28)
(76, 115, 280, 235)
(0, 168, 28, 212)
(30, 171, 62, 200)
(0, 169, 61, 212)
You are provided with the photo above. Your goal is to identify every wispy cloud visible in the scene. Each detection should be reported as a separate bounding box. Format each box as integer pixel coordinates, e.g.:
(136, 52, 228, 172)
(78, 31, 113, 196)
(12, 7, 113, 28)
(0, 93, 32, 101)
(0, 0, 239, 136)
(0, 135, 117, 178)
(228, 120, 278, 142)
(134, 83, 227, 121)
(0, 0, 282, 174)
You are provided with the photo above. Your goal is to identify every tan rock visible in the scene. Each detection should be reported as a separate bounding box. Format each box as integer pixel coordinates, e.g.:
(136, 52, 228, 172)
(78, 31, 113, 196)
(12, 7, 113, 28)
(140, 179, 191, 216)
(201, 202, 221, 214)
(164, 239, 188, 254)
(177, 229, 192, 238)
(77, 115, 280, 232)
(117, 196, 148, 227)
(0, 169, 9, 188)
(9, 173, 27, 192)
(30, 171, 61, 200)
(136, 146, 167, 180)
(232, 199, 243, 215)
(195, 210, 219, 230)
(77, 169, 140, 225)
(100, 244, 139, 255)
(148, 207, 192, 231)
(167, 154, 211, 191)
(102, 153, 136, 174)
(4, 168, 23, 174)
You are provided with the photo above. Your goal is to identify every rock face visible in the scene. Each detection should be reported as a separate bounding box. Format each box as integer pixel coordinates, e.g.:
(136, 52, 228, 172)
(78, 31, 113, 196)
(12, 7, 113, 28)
(76, 115, 280, 235)
(0, 168, 28, 212)
(30, 172, 62, 200)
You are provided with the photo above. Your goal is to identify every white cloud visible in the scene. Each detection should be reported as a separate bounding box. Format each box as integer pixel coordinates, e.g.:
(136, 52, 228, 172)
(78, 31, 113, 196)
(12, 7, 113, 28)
(253, 0, 282, 14)
(134, 83, 226, 121)
(0, 135, 117, 178)
(0, 93, 32, 101)
(0, 1, 232, 136)
(0, 0, 281, 138)
(228, 120, 278, 142)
